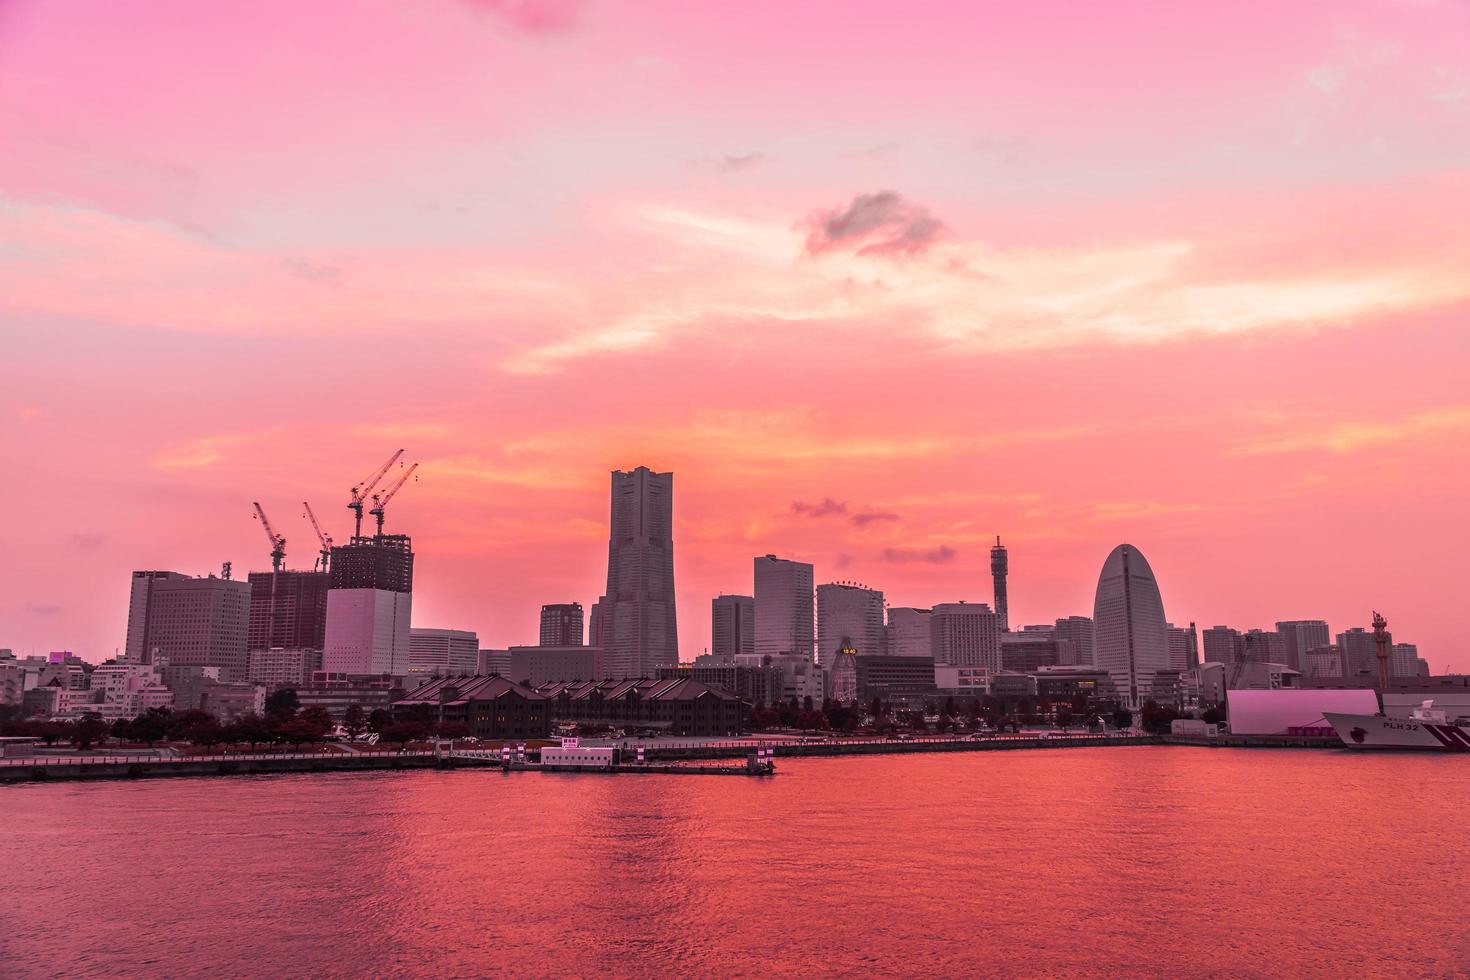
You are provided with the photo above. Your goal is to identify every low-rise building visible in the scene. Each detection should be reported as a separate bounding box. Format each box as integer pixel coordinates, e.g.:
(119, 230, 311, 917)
(538, 677, 743, 736)
(657, 661, 784, 707)
(294, 671, 405, 720)
(854, 655, 936, 708)
(393, 675, 549, 740)
(508, 645, 604, 686)
(248, 647, 324, 688)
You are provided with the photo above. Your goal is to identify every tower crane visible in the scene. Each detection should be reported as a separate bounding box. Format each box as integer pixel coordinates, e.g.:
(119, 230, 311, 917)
(252, 502, 286, 572)
(368, 462, 419, 536)
(348, 449, 404, 539)
(302, 501, 333, 573)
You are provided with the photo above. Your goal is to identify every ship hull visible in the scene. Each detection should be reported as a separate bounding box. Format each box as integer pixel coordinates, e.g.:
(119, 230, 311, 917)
(1323, 712, 1470, 751)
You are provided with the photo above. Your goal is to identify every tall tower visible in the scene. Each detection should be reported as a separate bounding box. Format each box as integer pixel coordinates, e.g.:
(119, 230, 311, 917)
(595, 467, 679, 678)
(990, 536, 1009, 632)
(1372, 611, 1391, 693)
(1092, 543, 1169, 709)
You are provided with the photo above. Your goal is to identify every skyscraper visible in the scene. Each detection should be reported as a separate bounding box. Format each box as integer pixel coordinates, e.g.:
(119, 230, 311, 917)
(323, 534, 414, 676)
(1166, 622, 1200, 670)
(409, 627, 480, 677)
(930, 602, 1000, 672)
(247, 569, 329, 653)
(990, 536, 1009, 632)
(1092, 544, 1169, 708)
(539, 603, 584, 646)
(1202, 625, 1242, 664)
(816, 582, 885, 665)
(124, 570, 251, 681)
(1338, 626, 1389, 678)
(711, 594, 755, 659)
(754, 555, 814, 660)
(595, 467, 679, 679)
(1276, 620, 1331, 673)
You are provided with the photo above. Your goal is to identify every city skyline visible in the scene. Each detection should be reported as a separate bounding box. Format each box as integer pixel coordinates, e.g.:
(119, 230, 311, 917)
(4, 0, 1468, 672)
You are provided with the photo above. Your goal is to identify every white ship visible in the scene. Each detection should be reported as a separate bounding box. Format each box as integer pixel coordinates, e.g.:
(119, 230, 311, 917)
(1324, 701, 1470, 751)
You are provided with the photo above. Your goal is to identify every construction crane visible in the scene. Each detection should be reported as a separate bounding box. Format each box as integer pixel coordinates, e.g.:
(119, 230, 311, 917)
(302, 501, 333, 573)
(252, 502, 286, 572)
(368, 462, 419, 536)
(348, 449, 404, 538)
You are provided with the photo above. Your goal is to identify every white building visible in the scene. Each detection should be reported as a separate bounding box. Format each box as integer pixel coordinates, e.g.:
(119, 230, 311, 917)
(1092, 544, 1169, 708)
(886, 607, 933, 658)
(323, 589, 412, 675)
(409, 627, 479, 677)
(816, 582, 885, 665)
(930, 602, 1000, 672)
(754, 555, 813, 660)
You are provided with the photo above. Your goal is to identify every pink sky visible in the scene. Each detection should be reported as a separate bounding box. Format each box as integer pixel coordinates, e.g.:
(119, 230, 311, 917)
(3, 0, 1468, 670)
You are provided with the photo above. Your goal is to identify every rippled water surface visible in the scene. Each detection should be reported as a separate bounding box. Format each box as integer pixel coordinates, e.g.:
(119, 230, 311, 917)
(4, 747, 1469, 978)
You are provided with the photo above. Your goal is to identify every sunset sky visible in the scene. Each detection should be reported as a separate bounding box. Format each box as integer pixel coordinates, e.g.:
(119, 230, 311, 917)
(3, 0, 1468, 670)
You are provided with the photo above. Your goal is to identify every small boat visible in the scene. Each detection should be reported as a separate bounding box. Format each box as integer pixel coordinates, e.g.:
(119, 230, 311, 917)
(1324, 700, 1470, 751)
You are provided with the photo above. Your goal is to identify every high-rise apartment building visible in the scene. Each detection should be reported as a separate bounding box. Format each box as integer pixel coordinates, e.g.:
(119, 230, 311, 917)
(1276, 620, 1331, 673)
(886, 607, 934, 658)
(1166, 622, 1200, 670)
(323, 535, 414, 676)
(816, 582, 885, 665)
(409, 628, 480, 677)
(1390, 642, 1422, 678)
(930, 602, 1000, 672)
(539, 603, 584, 647)
(754, 555, 814, 660)
(124, 571, 251, 681)
(990, 537, 1009, 632)
(247, 570, 329, 653)
(1241, 629, 1286, 665)
(594, 467, 679, 678)
(711, 594, 755, 659)
(1053, 616, 1095, 666)
(1092, 544, 1169, 708)
(1338, 626, 1389, 678)
(1203, 626, 1242, 664)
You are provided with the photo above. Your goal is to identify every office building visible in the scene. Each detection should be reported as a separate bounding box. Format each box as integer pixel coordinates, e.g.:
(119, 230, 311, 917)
(1276, 620, 1331, 673)
(816, 582, 885, 665)
(854, 655, 937, 708)
(1241, 629, 1287, 664)
(539, 603, 584, 647)
(754, 555, 814, 659)
(246, 570, 328, 653)
(324, 535, 414, 676)
(658, 660, 784, 707)
(409, 628, 480, 677)
(990, 536, 1009, 632)
(478, 648, 512, 675)
(247, 647, 324, 688)
(1053, 616, 1095, 666)
(1092, 543, 1169, 708)
(124, 570, 251, 681)
(930, 602, 1000, 672)
(711, 594, 755, 659)
(999, 631, 1062, 672)
(593, 467, 679, 678)
(886, 607, 934, 658)
(508, 645, 604, 686)
(1390, 643, 1423, 678)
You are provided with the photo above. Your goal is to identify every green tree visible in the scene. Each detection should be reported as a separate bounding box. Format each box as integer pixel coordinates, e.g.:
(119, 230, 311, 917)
(264, 688, 300, 719)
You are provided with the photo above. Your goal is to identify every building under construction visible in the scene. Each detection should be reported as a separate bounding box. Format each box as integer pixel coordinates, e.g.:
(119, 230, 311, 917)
(329, 534, 415, 592)
(246, 570, 329, 652)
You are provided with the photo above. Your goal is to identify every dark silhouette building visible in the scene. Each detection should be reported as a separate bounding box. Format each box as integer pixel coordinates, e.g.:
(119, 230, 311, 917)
(247, 570, 329, 652)
(539, 603, 585, 646)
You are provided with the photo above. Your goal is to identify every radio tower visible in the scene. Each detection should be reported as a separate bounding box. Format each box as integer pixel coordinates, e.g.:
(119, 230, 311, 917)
(990, 536, 1009, 632)
(1373, 611, 1391, 694)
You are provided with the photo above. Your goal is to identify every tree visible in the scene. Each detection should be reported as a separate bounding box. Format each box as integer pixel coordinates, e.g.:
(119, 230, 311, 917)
(225, 712, 272, 750)
(1201, 705, 1225, 725)
(367, 708, 393, 733)
(1055, 705, 1074, 729)
(297, 705, 334, 743)
(343, 704, 368, 741)
(264, 688, 300, 719)
(35, 721, 70, 747)
(1139, 699, 1182, 735)
(128, 708, 171, 747)
(71, 712, 109, 751)
(435, 720, 471, 740)
(382, 720, 429, 751)
(1112, 708, 1134, 730)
